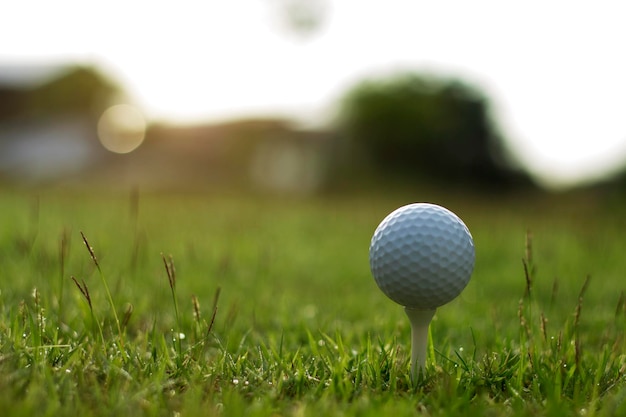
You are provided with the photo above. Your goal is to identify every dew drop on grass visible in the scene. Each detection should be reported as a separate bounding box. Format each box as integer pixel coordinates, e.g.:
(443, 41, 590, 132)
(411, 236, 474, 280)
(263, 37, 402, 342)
(171, 331, 186, 342)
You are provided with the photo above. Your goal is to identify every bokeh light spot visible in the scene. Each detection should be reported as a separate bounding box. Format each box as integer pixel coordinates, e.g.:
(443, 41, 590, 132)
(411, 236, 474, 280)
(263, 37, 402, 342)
(97, 104, 146, 154)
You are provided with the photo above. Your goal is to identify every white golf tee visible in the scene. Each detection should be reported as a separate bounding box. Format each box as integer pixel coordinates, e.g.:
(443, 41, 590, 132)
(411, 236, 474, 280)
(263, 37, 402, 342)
(404, 307, 436, 381)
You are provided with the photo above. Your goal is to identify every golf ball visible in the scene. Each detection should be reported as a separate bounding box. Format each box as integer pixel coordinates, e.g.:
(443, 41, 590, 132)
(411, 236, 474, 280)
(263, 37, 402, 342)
(369, 203, 475, 310)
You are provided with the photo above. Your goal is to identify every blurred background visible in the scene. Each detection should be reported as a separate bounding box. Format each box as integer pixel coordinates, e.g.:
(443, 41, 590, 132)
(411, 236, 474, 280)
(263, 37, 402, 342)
(2, 0, 626, 195)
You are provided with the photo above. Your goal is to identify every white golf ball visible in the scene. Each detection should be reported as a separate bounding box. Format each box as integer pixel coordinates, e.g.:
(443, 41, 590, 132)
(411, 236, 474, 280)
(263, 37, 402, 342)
(369, 203, 475, 310)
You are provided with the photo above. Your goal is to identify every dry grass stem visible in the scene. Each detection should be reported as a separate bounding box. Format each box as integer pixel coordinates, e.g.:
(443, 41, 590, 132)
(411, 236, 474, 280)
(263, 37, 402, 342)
(162, 253, 176, 290)
(80, 231, 100, 270)
(71, 276, 92, 310)
(207, 287, 221, 336)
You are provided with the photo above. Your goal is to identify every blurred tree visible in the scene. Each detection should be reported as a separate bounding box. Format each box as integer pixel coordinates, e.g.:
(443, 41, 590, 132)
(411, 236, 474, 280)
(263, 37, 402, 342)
(0, 65, 121, 123)
(336, 72, 529, 187)
(29, 66, 122, 121)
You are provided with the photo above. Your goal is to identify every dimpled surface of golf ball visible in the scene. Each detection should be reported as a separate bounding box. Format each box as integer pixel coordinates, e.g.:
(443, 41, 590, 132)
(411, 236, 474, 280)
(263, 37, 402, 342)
(369, 203, 475, 310)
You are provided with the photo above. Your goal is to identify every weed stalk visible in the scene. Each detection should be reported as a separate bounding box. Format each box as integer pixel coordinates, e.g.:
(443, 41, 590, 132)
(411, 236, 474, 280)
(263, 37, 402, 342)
(573, 275, 591, 368)
(71, 276, 105, 347)
(162, 253, 183, 362)
(58, 228, 70, 321)
(208, 287, 221, 337)
(81, 231, 125, 354)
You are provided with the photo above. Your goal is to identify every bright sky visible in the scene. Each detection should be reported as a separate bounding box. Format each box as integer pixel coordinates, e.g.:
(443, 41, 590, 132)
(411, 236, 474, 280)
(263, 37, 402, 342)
(2, 0, 626, 188)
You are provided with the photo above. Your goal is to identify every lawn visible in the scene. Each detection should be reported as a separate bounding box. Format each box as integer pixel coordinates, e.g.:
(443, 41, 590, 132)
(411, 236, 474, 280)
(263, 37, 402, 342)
(0, 186, 624, 416)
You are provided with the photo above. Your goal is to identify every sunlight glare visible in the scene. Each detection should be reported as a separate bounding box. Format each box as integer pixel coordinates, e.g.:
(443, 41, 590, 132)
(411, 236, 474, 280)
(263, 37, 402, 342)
(97, 104, 146, 154)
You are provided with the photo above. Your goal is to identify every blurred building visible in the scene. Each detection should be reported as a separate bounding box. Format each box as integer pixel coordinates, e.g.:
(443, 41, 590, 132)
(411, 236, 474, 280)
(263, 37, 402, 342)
(135, 119, 332, 193)
(0, 64, 120, 183)
(0, 64, 333, 192)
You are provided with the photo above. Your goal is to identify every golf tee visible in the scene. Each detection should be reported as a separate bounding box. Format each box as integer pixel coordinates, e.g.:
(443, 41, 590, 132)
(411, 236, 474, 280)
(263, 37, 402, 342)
(404, 307, 436, 381)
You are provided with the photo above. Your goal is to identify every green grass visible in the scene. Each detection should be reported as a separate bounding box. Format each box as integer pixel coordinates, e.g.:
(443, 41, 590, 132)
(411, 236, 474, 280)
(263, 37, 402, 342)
(0, 187, 625, 416)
